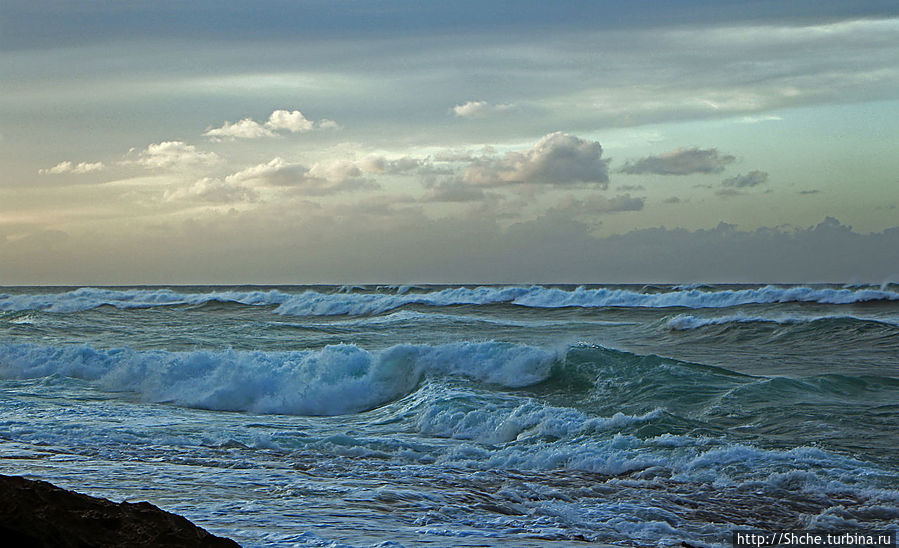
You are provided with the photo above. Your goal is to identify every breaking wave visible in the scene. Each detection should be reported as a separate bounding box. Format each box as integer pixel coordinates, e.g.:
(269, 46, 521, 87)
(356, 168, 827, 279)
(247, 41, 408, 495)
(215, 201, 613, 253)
(0, 340, 559, 416)
(2, 285, 898, 316)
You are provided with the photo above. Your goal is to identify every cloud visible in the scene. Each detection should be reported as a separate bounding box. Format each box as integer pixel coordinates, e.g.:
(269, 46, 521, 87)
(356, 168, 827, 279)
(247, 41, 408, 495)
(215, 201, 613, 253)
(265, 109, 315, 133)
(203, 118, 275, 140)
(225, 157, 376, 194)
(452, 100, 511, 118)
(663, 196, 682, 204)
(38, 161, 105, 175)
(618, 147, 736, 175)
(737, 115, 784, 124)
(799, 189, 822, 195)
(722, 170, 769, 187)
(164, 177, 259, 203)
(616, 184, 645, 191)
(359, 155, 423, 175)
(225, 157, 306, 186)
(715, 188, 744, 198)
(317, 119, 341, 130)
(306, 160, 370, 187)
(204, 109, 329, 140)
(422, 180, 492, 202)
(555, 193, 645, 215)
(133, 141, 220, 169)
(432, 148, 496, 163)
(463, 132, 609, 187)
(479, 216, 899, 283)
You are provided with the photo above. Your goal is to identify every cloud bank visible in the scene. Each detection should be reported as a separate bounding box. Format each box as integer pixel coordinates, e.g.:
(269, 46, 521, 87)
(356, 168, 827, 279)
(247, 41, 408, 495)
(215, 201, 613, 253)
(5, 215, 897, 284)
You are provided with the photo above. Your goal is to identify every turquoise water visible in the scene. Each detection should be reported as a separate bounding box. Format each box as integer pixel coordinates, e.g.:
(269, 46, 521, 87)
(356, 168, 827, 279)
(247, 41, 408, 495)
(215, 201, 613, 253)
(1, 284, 898, 546)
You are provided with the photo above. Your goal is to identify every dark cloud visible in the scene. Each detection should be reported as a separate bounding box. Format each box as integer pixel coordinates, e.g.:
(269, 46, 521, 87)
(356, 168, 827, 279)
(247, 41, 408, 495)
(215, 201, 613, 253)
(463, 132, 609, 187)
(722, 170, 769, 187)
(799, 189, 822, 195)
(555, 194, 645, 215)
(715, 188, 744, 198)
(6, 210, 897, 284)
(663, 196, 682, 204)
(486, 216, 899, 283)
(619, 147, 735, 176)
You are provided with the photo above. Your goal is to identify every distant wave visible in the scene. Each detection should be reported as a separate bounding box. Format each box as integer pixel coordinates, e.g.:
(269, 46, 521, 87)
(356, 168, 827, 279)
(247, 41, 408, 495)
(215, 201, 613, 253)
(666, 313, 899, 330)
(267, 309, 635, 331)
(0, 287, 292, 314)
(0, 341, 559, 416)
(2, 285, 898, 316)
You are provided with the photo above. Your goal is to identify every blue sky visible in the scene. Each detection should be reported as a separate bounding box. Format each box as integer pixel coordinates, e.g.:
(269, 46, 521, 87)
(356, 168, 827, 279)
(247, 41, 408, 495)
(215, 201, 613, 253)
(1, 1, 898, 283)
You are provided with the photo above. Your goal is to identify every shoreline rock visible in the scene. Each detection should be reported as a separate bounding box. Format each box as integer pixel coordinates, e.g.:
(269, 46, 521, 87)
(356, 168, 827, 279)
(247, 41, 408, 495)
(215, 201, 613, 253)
(0, 474, 240, 547)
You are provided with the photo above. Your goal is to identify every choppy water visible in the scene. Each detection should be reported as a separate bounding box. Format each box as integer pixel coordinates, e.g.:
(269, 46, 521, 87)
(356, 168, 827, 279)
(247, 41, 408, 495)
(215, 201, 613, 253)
(1, 284, 898, 546)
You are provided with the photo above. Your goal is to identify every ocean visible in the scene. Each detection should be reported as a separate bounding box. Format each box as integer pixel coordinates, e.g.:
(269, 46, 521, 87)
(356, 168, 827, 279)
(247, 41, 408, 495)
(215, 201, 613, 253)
(1, 284, 897, 547)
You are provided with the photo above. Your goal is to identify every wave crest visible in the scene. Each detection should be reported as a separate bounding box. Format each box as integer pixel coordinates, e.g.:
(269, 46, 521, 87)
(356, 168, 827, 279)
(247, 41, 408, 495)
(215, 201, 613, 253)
(3, 285, 897, 316)
(0, 341, 558, 416)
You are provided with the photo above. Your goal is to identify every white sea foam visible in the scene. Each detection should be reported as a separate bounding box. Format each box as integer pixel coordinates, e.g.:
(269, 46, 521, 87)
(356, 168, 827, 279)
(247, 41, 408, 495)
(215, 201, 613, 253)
(0, 341, 558, 416)
(2, 285, 897, 316)
(416, 399, 665, 445)
(666, 313, 899, 330)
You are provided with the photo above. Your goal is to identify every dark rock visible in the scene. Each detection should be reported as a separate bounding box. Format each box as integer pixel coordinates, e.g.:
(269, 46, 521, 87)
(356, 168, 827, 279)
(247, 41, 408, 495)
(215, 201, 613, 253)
(0, 474, 240, 547)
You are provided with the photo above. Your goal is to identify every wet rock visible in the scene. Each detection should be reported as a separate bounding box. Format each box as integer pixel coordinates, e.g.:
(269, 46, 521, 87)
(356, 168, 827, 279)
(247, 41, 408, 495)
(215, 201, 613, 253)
(0, 474, 240, 547)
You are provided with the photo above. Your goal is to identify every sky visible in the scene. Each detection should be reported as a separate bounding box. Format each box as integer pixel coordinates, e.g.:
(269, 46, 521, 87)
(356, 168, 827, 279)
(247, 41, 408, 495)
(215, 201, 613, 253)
(2, 0, 898, 284)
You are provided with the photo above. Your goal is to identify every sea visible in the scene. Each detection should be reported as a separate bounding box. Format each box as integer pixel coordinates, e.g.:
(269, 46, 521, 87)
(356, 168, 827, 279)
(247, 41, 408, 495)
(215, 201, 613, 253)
(1, 284, 898, 547)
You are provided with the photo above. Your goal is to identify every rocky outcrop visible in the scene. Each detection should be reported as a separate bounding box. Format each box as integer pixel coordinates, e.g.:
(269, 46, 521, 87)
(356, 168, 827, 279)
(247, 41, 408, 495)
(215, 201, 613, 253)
(0, 474, 240, 547)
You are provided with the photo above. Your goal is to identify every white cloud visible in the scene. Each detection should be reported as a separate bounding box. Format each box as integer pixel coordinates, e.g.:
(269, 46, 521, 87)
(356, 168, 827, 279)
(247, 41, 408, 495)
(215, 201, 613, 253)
(265, 109, 315, 133)
(452, 100, 511, 118)
(306, 160, 364, 183)
(164, 177, 259, 203)
(38, 161, 106, 175)
(737, 114, 783, 124)
(619, 147, 736, 175)
(317, 118, 341, 130)
(463, 132, 609, 187)
(204, 109, 330, 140)
(134, 141, 220, 170)
(225, 157, 305, 187)
(203, 118, 275, 140)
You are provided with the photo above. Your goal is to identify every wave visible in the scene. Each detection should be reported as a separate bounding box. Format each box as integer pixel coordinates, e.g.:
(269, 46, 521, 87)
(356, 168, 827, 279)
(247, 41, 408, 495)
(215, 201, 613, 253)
(3, 333, 894, 419)
(3, 285, 898, 316)
(0, 340, 560, 416)
(0, 287, 293, 314)
(666, 313, 899, 330)
(268, 309, 635, 331)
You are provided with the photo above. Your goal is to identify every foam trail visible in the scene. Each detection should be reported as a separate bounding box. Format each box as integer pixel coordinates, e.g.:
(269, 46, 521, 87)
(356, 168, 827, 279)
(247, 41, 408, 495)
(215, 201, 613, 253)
(0, 341, 558, 416)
